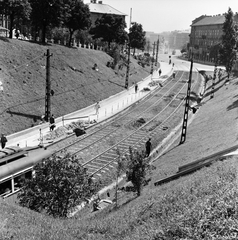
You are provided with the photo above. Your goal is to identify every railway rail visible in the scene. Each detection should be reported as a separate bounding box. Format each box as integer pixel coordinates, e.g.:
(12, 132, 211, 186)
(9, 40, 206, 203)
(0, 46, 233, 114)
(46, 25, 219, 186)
(47, 70, 202, 179)
(0, 66, 204, 197)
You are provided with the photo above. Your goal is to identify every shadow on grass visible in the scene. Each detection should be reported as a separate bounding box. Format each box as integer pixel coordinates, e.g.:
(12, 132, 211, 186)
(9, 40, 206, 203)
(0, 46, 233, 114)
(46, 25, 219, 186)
(203, 83, 224, 99)
(156, 144, 180, 159)
(232, 71, 238, 78)
(0, 36, 10, 42)
(6, 110, 41, 121)
(227, 98, 238, 111)
(108, 79, 125, 88)
(116, 195, 138, 209)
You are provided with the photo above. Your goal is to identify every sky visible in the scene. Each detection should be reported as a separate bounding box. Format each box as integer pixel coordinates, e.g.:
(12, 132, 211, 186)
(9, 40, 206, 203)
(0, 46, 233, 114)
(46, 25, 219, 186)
(84, 0, 238, 33)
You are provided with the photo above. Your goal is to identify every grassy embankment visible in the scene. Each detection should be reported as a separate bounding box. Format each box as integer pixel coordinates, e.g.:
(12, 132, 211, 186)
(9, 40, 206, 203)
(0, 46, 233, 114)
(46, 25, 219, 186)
(1, 48, 238, 239)
(0, 37, 150, 135)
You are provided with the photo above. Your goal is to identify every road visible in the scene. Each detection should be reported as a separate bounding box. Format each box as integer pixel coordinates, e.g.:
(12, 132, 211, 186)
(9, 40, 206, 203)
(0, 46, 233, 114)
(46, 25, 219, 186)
(158, 53, 225, 72)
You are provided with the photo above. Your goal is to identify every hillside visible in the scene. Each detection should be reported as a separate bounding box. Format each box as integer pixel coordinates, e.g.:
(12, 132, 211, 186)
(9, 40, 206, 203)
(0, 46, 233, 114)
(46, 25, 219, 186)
(1, 57, 238, 239)
(0, 37, 150, 135)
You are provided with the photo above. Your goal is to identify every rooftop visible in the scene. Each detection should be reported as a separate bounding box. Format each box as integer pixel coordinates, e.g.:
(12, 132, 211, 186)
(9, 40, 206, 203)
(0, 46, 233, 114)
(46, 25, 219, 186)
(191, 15, 225, 26)
(88, 2, 126, 16)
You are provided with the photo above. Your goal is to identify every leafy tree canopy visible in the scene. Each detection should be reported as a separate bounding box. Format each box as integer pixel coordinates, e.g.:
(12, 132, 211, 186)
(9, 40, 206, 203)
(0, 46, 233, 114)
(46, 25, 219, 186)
(219, 7, 238, 78)
(126, 147, 152, 196)
(62, 0, 91, 46)
(29, 0, 63, 43)
(129, 22, 146, 54)
(18, 152, 99, 218)
(180, 43, 188, 53)
(0, 0, 31, 38)
(90, 14, 128, 48)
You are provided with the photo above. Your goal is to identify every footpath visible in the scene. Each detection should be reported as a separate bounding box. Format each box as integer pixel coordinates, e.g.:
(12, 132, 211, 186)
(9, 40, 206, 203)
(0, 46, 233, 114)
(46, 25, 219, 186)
(6, 62, 173, 149)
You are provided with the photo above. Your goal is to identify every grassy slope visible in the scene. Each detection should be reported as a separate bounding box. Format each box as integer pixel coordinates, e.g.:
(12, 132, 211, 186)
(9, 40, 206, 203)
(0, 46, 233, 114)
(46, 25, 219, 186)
(0, 37, 150, 135)
(1, 39, 238, 239)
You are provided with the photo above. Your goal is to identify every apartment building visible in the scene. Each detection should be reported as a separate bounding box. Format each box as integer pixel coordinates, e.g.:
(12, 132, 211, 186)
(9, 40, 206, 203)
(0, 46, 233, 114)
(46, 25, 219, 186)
(189, 14, 238, 63)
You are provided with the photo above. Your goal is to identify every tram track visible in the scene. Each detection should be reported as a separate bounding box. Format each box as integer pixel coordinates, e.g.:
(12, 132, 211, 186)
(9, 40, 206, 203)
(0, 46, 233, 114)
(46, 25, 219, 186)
(48, 71, 187, 156)
(47, 70, 202, 179)
(1, 65, 204, 198)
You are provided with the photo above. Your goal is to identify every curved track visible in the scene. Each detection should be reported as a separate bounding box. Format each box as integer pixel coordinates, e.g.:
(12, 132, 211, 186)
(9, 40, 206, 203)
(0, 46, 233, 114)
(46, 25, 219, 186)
(48, 69, 202, 179)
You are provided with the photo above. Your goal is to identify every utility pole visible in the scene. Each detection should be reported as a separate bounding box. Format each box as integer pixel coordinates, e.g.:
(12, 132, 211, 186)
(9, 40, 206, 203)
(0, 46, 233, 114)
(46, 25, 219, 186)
(180, 58, 193, 144)
(125, 8, 132, 89)
(155, 36, 159, 67)
(150, 42, 156, 76)
(210, 64, 217, 99)
(44, 49, 53, 122)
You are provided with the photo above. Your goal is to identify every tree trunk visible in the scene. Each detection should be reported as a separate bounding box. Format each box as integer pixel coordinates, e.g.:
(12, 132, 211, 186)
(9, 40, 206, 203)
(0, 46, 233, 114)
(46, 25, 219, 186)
(9, 13, 14, 39)
(136, 184, 141, 196)
(42, 24, 47, 44)
(68, 30, 74, 47)
(34, 26, 38, 42)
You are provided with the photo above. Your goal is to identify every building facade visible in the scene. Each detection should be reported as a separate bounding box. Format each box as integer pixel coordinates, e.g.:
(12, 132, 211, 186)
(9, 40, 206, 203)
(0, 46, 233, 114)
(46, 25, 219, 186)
(189, 14, 238, 63)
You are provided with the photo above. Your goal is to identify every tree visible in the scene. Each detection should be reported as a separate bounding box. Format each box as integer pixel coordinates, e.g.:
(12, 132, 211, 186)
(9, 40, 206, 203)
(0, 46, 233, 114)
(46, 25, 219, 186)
(62, 0, 91, 47)
(18, 152, 99, 218)
(180, 43, 188, 53)
(129, 22, 146, 55)
(29, 0, 63, 43)
(0, 0, 31, 38)
(219, 7, 238, 80)
(145, 40, 151, 53)
(115, 148, 127, 207)
(126, 147, 151, 196)
(90, 15, 128, 48)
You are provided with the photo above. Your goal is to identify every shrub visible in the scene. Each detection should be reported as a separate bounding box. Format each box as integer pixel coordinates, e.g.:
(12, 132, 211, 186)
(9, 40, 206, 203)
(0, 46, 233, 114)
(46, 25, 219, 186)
(18, 152, 99, 218)
(126, 147, 151, 196)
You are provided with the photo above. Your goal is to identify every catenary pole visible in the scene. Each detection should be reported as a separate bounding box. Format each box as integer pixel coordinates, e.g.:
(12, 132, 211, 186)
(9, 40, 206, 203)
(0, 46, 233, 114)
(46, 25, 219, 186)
(155, 36, 159, 67)
(210, 64, 217, 99)
(125, 8, 132, 89)
(180, 57, 193, 144)
(44, 49, 53, 122)
(150, 42, 156, 76)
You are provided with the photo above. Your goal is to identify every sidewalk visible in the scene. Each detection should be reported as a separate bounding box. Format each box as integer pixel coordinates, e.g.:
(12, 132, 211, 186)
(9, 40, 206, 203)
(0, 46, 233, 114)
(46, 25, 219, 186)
(6, 62, 173, 148)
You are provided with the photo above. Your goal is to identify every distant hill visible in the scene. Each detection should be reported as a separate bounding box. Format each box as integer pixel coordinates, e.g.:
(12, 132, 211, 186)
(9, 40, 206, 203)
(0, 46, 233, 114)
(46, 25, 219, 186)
(0, 38, 150, 135)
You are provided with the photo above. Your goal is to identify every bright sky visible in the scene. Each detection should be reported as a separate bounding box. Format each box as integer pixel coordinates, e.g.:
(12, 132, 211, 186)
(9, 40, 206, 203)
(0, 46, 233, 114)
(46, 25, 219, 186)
(84, 0, 238, 33)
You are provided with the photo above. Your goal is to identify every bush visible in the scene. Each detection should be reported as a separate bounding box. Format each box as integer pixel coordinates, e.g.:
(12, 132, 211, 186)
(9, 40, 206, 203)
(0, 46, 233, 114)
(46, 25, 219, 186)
(126, 147, 150, 196)
(18, 152, 99, 218)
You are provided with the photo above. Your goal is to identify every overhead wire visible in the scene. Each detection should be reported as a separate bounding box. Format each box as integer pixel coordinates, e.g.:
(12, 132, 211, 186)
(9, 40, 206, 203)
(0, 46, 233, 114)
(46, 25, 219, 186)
(8, 54, 45, 73)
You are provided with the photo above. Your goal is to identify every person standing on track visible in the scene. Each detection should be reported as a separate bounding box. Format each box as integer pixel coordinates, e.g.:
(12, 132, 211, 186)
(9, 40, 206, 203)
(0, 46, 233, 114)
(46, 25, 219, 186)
(1, 134, 7, 149)
(145, 138, 152, 157)
(159, 69, 162, 76)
